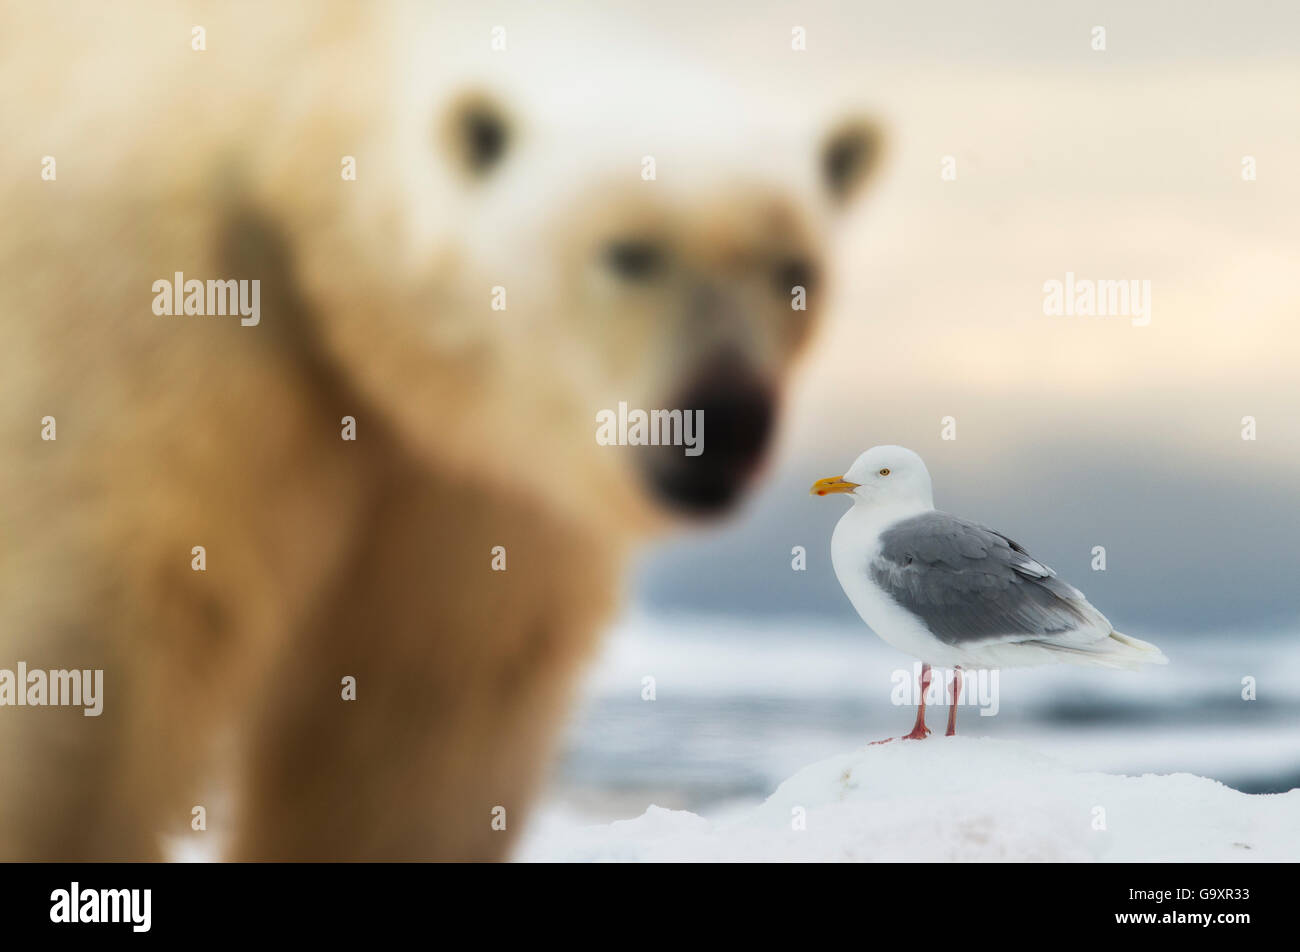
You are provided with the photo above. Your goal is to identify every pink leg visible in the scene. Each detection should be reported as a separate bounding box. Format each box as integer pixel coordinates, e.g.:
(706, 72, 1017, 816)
(945, 666, 962, 736)
(871, 663, 933, 744)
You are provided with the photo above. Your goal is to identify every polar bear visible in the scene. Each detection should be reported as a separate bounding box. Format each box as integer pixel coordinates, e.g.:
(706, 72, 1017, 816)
(0, 2, 885, 859)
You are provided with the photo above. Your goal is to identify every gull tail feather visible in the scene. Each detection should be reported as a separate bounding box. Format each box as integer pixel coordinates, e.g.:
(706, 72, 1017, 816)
(1046, 630, 1169, 670)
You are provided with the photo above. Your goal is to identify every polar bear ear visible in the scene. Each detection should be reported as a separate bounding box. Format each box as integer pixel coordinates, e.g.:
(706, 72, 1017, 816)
(440, 90, 514, 179)
(819, 116, 886, 205)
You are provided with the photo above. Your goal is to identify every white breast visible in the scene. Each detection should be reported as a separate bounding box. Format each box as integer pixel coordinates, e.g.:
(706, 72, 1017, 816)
(830, 504, 970, 668)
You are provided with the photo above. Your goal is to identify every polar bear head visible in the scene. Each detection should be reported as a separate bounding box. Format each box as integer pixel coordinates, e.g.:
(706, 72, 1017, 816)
(310, 25, 887, 538)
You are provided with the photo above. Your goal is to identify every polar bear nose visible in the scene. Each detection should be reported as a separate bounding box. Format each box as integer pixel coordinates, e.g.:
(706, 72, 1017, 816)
(638, 352, 776, 516)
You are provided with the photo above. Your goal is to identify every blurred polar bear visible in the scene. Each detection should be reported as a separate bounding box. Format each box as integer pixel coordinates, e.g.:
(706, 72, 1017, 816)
(0, 1, 886, 859)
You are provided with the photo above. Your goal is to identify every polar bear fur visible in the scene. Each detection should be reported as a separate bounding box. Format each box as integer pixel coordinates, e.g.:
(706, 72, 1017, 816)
(0, 1, 885, 859)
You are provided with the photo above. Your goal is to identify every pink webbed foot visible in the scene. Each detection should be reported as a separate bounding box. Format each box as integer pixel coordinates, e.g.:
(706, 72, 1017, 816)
(871, 662, 934, 744)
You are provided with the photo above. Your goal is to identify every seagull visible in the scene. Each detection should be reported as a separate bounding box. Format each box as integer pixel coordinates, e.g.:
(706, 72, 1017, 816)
(811, 445, 1166, 742)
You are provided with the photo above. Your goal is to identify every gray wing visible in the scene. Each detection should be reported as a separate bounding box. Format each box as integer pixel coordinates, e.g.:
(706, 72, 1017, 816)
(868, 511, 1111, 648)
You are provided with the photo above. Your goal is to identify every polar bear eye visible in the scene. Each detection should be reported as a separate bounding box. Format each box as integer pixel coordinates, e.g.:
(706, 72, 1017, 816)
(604, 240, 665, 281)
(440, 91, 512, 179)
(462, 109, 508, 173)
(774, 258, 816, 296)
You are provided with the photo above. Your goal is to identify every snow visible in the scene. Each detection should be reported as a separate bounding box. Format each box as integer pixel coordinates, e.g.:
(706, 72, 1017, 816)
(518, 737, 1300, 862)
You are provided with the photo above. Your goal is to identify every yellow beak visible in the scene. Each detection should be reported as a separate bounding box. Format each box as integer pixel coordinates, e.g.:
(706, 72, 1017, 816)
(810, 475, 860, 497)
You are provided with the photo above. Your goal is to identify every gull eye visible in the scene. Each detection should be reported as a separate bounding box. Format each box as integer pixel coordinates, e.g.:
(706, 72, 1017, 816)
(878, 468, 890, 476)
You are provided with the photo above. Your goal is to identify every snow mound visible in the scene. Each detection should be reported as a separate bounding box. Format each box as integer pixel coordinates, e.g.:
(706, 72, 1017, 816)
(519, 737, 1300, 862)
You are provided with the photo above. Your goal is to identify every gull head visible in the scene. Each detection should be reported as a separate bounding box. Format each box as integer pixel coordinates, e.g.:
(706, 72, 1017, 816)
(810, 445, 934, 510)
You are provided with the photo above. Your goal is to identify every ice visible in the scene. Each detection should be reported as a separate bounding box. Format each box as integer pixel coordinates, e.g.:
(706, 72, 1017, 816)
(518, 737, 1300, 862)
